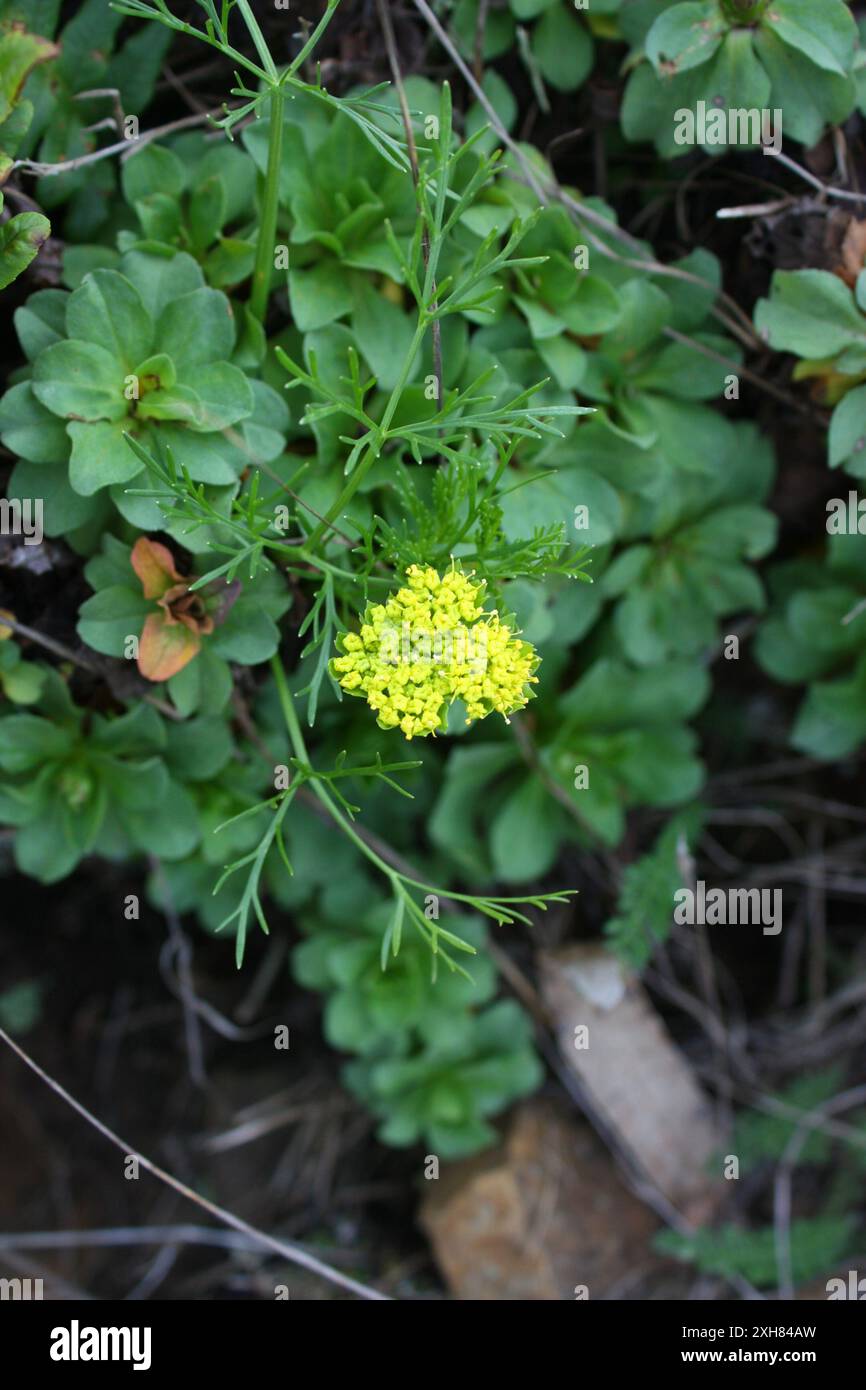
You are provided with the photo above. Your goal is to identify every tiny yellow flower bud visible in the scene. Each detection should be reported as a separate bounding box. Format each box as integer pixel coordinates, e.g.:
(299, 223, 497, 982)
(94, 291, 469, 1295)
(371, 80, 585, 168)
(328, 567, 540, 738)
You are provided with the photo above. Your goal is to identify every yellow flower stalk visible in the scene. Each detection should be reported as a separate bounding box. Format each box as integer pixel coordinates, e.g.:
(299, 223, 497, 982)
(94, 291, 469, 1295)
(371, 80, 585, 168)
(330, 566, 540, 739)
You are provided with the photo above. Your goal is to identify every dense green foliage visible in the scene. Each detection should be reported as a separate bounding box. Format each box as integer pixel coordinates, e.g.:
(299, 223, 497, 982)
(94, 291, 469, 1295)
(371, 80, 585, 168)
(1, 0, 864, 1287)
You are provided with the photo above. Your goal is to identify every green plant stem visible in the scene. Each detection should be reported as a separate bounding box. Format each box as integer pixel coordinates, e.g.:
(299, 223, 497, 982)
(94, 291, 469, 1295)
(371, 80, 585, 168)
(304, 317, 429, 548)
(720, 0, 769, 22)
(109, 2, 271, 83)
(236, 0, 279, 80)
(269, 672, 461, 967)
(270, 657, 373, 862)
(269, 658, 553, 923)
(288, 0, 342, 77)
(270, 655, 399, 883)
(249, 85, 284, 324)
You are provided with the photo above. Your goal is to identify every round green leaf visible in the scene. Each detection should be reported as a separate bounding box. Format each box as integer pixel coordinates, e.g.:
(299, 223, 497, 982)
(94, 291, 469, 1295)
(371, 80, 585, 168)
(66, 269, 154, 372)
(33, 340, 127, 423)
(531, 5, 593, 92)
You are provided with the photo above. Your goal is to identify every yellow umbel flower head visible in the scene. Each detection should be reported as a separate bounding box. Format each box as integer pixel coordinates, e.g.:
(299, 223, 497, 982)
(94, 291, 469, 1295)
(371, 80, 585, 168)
(329, 566, 540, 740)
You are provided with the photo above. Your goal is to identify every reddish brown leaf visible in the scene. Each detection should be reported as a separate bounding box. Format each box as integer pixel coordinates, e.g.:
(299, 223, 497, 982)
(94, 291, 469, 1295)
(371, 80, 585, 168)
(131, 537, 185, 600)
(835, 216, 866, 289)
(138, 611, 200, 681)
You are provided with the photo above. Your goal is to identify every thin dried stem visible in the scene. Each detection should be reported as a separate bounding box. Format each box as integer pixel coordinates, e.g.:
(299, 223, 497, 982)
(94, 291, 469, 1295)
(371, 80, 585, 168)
(0, 1027, 390, 1301)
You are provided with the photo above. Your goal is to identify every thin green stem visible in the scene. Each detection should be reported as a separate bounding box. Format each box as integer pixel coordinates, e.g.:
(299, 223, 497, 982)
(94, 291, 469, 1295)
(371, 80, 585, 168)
(249, 85, 285, 323)
(109, 2, 271, 83)
(286, 0, 342, 78)
(304, 317, 428, 548)
(236, 0, 279, 81)
(270, 656, 400, 883)
(269, 659, 568, 954)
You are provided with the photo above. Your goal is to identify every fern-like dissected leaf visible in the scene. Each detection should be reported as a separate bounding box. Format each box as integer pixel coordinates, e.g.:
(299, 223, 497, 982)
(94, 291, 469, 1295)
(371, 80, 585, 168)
(656, 1216, 857, 1289)
(604, 809, 703, 969)
(726, 1067, 852, 1173)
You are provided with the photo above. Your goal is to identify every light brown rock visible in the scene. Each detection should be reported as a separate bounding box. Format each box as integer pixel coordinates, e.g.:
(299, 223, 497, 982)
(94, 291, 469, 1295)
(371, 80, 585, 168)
(538, 944, 726, 1225)
(420, 1099, 659, 1300)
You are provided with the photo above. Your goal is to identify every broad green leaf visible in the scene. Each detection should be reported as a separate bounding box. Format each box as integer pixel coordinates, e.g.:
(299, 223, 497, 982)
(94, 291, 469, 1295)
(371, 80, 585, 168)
(102, 756, 168, 812)
(14, 287, 68, 361)
(558, 275, 622, 335)
(454, 0, 516, 61)
(490, 774, 562, 882)
(151, 424, 240, 484)
(829, 386, 866, 472)
(83, 535, 136, 590)
(503, 578, 555, 645)
(67, 419, 143, 494)
(531, 5, 594, 92)
(430, 745, 517, 877)
(163, 716, 233, 782)
(0, 25, 57, 124)
(89, 703, 165, 756)
(351, 283, 419, 392)
(793, 655, 866, 759)
(754, 28, 856, 148)
(0, 659, 44, 705)
(559, 656, 710, 726)
(156, 287, 235, 368)
(55, 0, 121, 84)
(755, 271, 865, 359)
(107, 16, 173, 114)
(0, 207, 49, 289)
(622, 61, 677, 148)
(501, 466, 621, 548)
(188, 175, 226, 252)
(15, 804, 92, 884)
(76, 584, 150, 655)
(33, 340, 127, 422)
(602, 278, 670, 356)
(118, 248, 204, 321)
(762, 0, 856, 79)
(119, 778, 200, 859)
(0, 382, 69, 463)
(633, 333, 737, 400)
(243, 116, 312, 205)
(0, 714, 72, 771)
(646, 2, 725, 77)
(132, 193, 183, 244)
(513, 294, 565, 341)
(536, 336, 586, 390)
(66, 269, 154, 371)
(202, 236, 256, 291)
(660, 249, 721, 330)
(466, 69, 518, 150)
(289, 261, 356, 332)
(180, 361, 255, 432)
(7, 458, 106, 535)
(167, 646, 233, 717)
(61, 245, 120, 290)
(210, 603, 280, 663)
(510, 0, 556, 18)
(121, 143, 185, 204)
(136, 384, 205, 426)
(691, 31, 772, 150)
(787, 589, 864, 657)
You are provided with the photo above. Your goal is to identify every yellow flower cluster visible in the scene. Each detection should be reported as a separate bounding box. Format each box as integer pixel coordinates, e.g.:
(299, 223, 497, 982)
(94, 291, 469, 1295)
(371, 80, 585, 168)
(330, 566, 540, 739)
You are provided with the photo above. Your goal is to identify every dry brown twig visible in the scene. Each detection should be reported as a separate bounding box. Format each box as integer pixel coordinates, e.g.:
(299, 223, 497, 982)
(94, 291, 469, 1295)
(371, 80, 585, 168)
(0, 612, 185, 722)
(0, 1027, 390, 1301)
(773, 1083, 866, 1298)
